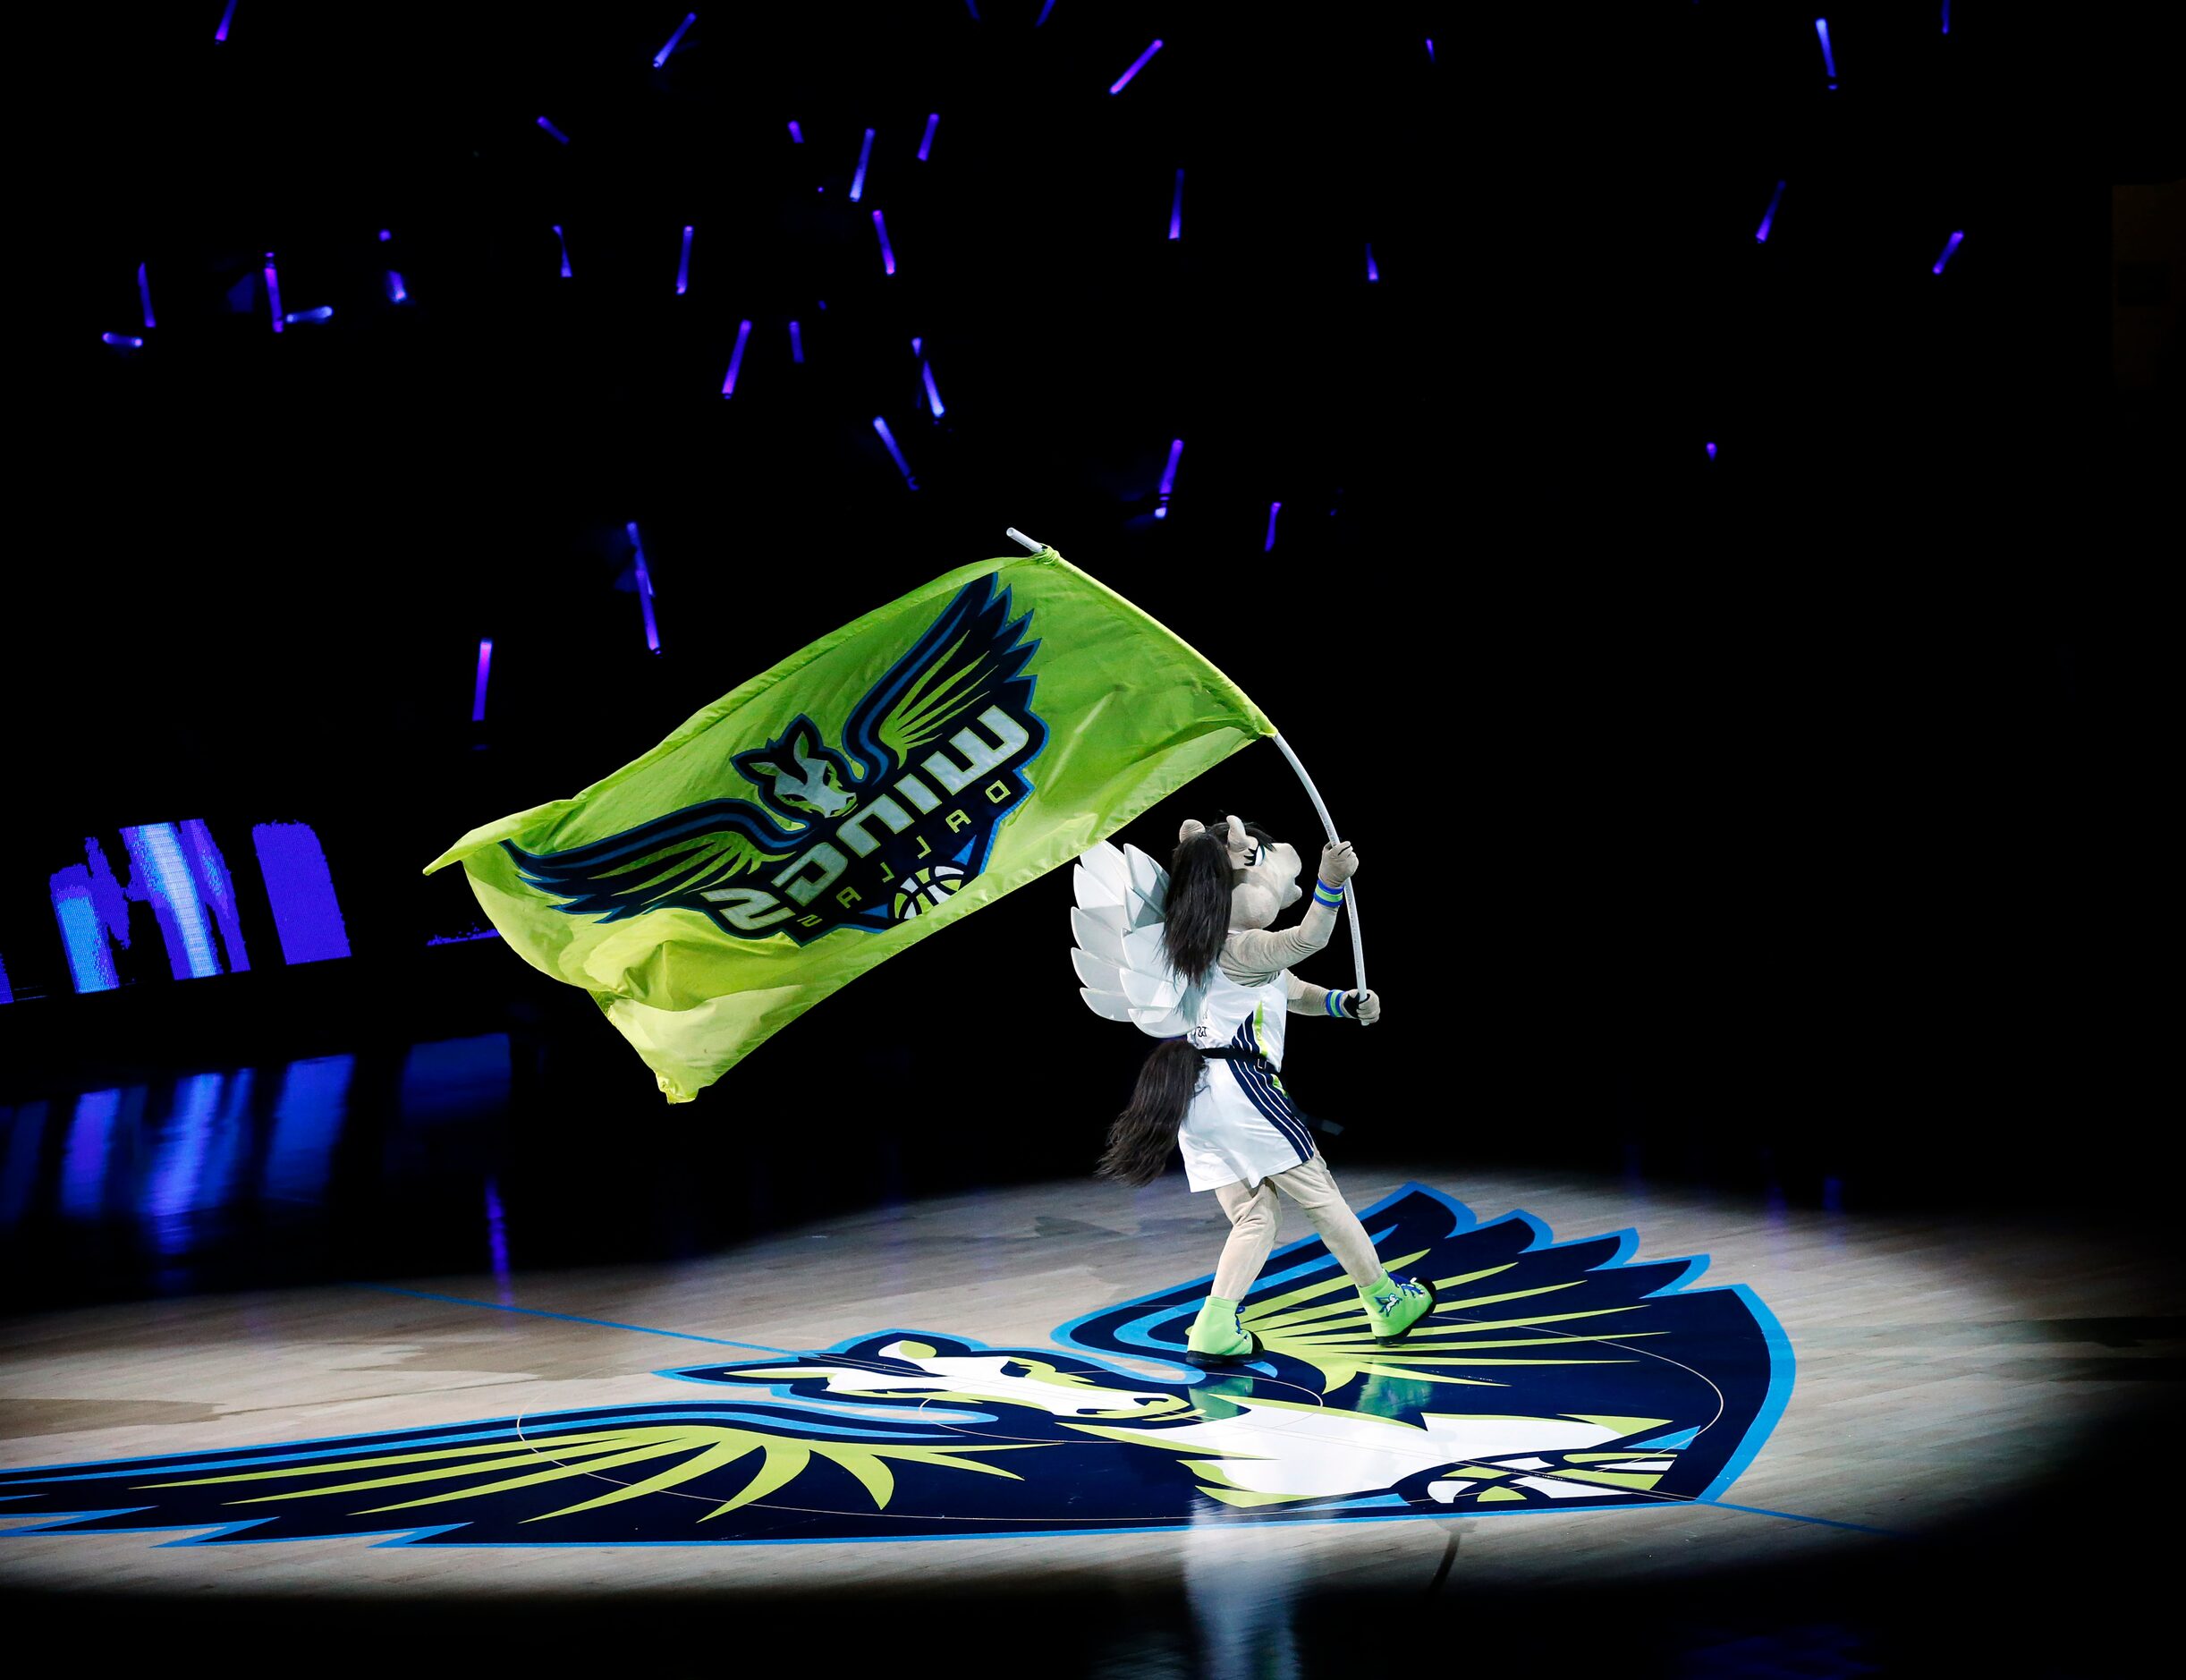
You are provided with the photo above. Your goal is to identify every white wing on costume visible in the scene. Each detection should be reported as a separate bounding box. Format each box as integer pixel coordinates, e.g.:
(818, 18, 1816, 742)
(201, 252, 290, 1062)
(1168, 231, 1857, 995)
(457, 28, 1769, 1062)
(1070, 840, 1203, 1038)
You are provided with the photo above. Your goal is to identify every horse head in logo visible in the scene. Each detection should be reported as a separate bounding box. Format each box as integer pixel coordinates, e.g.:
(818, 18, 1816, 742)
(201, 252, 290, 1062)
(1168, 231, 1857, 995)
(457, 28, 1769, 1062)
(734, 716, 860, 820)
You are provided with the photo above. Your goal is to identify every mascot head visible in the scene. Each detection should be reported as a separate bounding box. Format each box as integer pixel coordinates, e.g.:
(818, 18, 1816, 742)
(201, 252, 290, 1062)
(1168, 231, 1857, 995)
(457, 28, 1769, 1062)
(1177, 813, 1301, 932)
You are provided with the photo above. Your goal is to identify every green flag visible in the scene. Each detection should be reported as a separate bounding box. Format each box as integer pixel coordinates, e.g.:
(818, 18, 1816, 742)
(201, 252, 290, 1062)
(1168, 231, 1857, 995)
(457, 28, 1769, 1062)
(424, 547, 1275, 1101)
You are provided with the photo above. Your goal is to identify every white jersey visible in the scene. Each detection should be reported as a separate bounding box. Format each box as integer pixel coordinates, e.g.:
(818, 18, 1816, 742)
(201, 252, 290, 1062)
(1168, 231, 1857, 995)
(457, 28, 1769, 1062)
(1175, 963, 1316, 1193)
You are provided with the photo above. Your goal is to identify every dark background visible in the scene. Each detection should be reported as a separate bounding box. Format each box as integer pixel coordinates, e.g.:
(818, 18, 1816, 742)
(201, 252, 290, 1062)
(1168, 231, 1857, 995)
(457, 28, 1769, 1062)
(3, 3, 2178, 1669)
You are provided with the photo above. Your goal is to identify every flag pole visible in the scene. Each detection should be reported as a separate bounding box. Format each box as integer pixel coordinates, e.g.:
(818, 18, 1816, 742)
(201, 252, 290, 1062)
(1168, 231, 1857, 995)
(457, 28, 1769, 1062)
(1003, 528, 1367, 1008)
(1269, 733, 1368, 1009)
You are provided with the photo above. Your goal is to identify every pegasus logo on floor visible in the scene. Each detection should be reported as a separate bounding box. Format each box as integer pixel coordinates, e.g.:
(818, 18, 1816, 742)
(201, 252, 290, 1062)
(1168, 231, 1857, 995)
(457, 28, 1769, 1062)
(502, 573, 1045, 946)
(0, 1187, 1791, 1547)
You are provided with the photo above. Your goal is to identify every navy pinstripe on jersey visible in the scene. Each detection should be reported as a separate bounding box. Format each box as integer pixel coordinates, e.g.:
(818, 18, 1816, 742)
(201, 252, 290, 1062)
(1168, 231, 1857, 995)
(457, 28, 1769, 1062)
(1221, 1016, 1313, 1164)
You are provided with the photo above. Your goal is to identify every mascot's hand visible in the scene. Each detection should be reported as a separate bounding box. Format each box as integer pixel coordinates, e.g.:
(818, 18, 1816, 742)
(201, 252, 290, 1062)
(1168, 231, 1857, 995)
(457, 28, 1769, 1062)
(1318, 840, 1359, 886)
(1345, 989, 1382, 1026)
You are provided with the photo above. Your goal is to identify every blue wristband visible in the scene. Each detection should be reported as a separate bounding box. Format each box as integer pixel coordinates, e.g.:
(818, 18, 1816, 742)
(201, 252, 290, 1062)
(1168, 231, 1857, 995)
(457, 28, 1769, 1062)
(1312, 878, 1344, 908)
(1325, 989, 1349, 1018)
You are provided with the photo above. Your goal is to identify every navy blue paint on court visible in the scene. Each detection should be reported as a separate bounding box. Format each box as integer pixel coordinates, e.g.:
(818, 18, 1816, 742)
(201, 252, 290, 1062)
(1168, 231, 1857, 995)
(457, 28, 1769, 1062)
(0, 1185, 1795, 1546)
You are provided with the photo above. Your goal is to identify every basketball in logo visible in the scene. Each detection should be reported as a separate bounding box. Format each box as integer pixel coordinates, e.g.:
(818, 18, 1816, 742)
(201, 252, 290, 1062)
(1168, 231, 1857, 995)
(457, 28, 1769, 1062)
(892, 864, 965, 919)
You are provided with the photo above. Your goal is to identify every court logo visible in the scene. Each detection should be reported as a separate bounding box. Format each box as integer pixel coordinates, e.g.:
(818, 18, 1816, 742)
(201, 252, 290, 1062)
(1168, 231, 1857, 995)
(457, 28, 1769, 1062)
(0, 1187, 1792, 1548)
(503, 573, 1045, 947)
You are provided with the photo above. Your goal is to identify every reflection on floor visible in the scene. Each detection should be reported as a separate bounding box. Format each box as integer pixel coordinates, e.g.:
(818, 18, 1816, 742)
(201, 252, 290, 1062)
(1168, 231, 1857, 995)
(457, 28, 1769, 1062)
(0, 1036, 512, 1306)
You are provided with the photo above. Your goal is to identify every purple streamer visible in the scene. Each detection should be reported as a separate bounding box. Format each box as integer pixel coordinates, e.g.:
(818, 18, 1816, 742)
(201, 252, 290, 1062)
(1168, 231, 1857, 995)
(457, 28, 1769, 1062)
(721, 318, 752, 396)
(1932, 230, 1964, 275)
(1366, 242, 1380, 282)
(215, 0, 237, 41)
(1169, 169, 1184, 240)
(873, 209, 896, 275)
(873, 418, 918, 489)
(654, 11, 696, 68)
(851, 127, 875, 202)
(137, 262, 155, 329)
(1756, 180, 1786, 242)
(472, 638, 492, 722)
(922, 360, 945, 419)
(553, 225, 572, 278)
(1264, 503, 1282, 551)
(789, 320, 804, 363)
(1110, 38, 1164, 95)
(1155, 437, 1183, 518)
(628, 522, 661, 652)
(263, 251, 284, 333)
(676, 225, 694, 294)
(102, 332, 144, 349)
(537, 115, 572, 145)
(919, 113, 939, 163)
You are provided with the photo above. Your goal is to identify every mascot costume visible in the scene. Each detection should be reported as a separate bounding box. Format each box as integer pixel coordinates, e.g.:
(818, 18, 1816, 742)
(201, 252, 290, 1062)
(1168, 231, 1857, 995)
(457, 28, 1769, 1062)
(1072, 814, 1437, 1367)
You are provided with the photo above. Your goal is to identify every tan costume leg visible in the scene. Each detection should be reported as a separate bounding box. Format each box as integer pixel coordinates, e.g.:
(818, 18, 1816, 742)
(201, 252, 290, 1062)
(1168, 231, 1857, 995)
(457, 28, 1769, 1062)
(1212, 1177, 1282, 1301)
(1267, 1151, 1386, 1288)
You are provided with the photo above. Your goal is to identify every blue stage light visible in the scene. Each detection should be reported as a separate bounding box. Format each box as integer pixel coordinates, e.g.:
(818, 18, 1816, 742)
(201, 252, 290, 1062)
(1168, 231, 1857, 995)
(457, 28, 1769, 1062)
(252, 823, 352, 965)
(121, 824, 223, 980)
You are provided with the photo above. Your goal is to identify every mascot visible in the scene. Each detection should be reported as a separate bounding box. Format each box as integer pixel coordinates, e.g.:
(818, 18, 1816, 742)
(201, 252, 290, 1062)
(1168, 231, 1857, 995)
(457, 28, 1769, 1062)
(1072, 814, 1436, 1368)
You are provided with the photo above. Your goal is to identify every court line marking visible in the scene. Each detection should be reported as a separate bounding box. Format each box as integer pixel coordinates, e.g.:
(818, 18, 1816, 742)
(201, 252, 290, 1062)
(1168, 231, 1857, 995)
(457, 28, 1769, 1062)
(347, 1284, 801, 1355)
(1701, 1500, 1903, 1536)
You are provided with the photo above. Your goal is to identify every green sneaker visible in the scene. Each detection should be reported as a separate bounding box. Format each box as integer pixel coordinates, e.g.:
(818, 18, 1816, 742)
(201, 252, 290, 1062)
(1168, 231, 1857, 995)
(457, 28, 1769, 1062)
(1184, 1294, 1262, 1369)
(1360, 1272, 1438, 1345)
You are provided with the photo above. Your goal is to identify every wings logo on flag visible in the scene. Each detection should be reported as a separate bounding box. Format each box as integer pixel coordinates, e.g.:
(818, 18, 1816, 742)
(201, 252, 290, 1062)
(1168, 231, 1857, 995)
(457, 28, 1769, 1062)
(504, 574, 1046, 947)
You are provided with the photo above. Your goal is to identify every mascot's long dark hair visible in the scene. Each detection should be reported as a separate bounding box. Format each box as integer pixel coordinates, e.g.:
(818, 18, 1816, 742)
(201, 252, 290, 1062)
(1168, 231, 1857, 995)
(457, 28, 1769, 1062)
(1095, 818, 1264, 1187)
